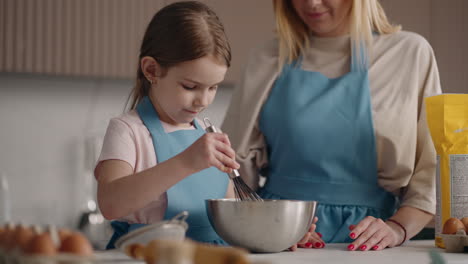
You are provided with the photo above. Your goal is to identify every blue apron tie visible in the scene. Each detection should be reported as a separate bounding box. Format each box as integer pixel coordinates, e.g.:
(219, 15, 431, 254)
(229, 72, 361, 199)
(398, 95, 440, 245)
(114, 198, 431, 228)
(106, 97, 229, 249)
(259, 46, 397, 243)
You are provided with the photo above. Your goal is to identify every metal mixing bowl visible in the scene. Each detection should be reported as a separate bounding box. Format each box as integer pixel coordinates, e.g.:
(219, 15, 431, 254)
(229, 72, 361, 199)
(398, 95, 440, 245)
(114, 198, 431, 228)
(206, 199, 317, 253)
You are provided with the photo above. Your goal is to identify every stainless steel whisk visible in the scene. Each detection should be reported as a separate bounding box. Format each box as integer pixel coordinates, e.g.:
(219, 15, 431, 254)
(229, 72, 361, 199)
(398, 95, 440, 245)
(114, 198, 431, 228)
(203, 118, 263, 202)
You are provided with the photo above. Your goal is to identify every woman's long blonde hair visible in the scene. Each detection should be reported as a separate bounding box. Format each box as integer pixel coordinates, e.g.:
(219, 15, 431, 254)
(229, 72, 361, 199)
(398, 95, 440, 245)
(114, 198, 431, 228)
(273, 0, 400, 69)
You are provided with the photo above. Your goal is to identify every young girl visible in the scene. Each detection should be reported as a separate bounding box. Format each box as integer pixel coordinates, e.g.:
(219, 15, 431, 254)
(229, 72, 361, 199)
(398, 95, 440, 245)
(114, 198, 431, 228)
(94, 1, 240, 249)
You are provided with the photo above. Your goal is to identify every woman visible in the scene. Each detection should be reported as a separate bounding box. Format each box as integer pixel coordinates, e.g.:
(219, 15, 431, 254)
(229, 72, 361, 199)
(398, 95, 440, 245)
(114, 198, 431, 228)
(222, 0, 441, 251)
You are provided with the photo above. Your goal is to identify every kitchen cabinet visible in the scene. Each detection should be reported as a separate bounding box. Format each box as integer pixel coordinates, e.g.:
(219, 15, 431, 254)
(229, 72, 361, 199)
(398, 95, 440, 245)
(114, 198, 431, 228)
(0, 0, 274, 85)
(1, 0, 466, 92)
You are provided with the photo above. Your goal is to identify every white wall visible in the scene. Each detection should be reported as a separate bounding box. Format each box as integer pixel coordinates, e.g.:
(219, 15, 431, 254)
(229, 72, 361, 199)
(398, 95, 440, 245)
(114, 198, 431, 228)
(0, 73, 233, 228)
(381, 0, 468, 93)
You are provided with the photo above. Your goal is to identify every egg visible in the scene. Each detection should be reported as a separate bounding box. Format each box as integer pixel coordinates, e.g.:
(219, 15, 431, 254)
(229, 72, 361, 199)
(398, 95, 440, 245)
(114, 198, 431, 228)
(12, 225, 34, 252)
(2, 225, 18, 252)
(25, 232, 58, 256)
(0, 227, 8, 250)
(442, 217, 465, 234)
(58, 228, 72, 244)
(461, 217, 468, 232)
(0, 227, 6, 249)
(59, 232, 93, 256)
(0, 223, 16, 251)
(125, 243, 145, 260)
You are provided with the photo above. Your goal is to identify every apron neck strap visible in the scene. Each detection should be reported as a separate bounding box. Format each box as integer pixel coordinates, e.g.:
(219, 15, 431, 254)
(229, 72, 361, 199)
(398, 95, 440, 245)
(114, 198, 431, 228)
(137, 96, 164, 137)
(351, 42, 368, 73)
(136, 96, 202, 134)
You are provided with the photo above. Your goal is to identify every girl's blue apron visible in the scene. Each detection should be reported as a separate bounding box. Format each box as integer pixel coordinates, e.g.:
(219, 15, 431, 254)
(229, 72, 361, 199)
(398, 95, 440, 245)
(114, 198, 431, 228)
(106, 96, 228, 249)
(259, 47, 397, 243)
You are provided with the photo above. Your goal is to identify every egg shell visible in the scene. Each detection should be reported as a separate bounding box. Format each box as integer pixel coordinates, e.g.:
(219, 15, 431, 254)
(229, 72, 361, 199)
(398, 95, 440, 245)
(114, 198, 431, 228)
(2, 226, 18, 251)
(13, 226, 34, 252)
(0, 227, 7, 249)
(460, 217, 468, 232)
(442, 217, 465, 234)
(0, 228, 11, 250)
(125, 243, 145, 260)
(25, 232, 58, 256)
(59, 232, 93, 256)
(58, 228, 72, 243)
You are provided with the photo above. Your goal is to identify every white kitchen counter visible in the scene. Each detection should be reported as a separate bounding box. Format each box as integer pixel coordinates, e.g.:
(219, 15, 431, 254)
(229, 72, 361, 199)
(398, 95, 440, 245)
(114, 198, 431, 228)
(249, 240, 467, 264)
(95, 240, 467, 264)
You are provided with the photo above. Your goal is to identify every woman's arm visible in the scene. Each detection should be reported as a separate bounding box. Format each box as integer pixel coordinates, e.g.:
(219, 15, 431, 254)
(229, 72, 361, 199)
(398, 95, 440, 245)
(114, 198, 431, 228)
(346, 206, 433, 251)
(386, 206, 433, 244)
(348, 35, 441, 251)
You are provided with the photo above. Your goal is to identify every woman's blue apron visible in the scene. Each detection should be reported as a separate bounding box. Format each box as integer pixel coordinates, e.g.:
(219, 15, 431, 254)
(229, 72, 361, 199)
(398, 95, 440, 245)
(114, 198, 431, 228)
(259, 48, 397, 243)
(106, 96, 228, 249)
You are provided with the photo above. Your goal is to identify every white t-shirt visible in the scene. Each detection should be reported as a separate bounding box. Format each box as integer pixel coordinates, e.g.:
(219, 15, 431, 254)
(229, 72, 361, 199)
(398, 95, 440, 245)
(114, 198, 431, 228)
(222, 31, 442, 214)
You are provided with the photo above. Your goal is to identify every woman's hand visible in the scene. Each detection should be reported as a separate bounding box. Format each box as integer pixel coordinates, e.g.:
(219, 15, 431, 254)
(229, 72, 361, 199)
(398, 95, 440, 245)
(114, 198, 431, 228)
(180, 132, 240, 174)
(347, 216, 405, 251)
(289, 217, 325, 251)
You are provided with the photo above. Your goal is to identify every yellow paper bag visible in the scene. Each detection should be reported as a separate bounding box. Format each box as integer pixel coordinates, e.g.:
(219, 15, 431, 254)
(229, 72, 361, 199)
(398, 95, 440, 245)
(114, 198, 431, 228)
(426, 94, 468, 248)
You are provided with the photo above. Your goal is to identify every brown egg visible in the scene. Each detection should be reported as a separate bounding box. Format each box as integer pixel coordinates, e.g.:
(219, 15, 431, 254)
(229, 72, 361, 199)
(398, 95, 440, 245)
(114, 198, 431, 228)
(0, 223, 16, 251)
(2, 225, 18, 252)
(125, 243, 145, 260)
(25, 232, 58, 256)
(442, 217, 465, 234)
(0, 227, 7, 250)
(461, 217, 468, 232)
(58, 228, 72, 244)
(59, 232, 93, 256)
(0, 228, 8, 251)
(12, 225, 34, 252)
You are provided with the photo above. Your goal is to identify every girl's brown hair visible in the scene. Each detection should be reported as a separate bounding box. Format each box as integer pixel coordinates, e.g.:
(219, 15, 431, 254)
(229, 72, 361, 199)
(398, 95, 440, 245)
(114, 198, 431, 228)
(128, 1, 232, 109)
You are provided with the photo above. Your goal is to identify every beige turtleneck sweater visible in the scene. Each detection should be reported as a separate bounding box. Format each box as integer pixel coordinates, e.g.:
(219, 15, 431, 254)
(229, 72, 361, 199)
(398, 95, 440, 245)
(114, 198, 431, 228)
(222, 31, 442, 214)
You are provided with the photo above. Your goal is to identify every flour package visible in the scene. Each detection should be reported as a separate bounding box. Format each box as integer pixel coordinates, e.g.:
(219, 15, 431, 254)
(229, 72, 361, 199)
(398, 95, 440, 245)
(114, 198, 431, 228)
(426, 94, 468, 248)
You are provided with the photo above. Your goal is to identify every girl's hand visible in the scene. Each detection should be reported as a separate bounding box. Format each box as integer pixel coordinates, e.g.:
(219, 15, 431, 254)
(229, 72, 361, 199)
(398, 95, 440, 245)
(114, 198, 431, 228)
(181, 132, 240, 173)
(347, 216, 405, 251)
(289, 216, 325, 251)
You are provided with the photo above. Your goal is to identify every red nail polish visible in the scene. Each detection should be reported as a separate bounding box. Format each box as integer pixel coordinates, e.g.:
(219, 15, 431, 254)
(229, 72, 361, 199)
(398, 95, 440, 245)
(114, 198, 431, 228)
(349, 225, 356, 230)
(321, 242, 325, 248)
(360, 245, 367, 251)
(305, 242, 312, 248)
(350, 232, 356, 239)
(315, 242, 321, 248)
(317, 232, 322, 238)
(372, 245, 379, 250)
(347, 244, 355, 250)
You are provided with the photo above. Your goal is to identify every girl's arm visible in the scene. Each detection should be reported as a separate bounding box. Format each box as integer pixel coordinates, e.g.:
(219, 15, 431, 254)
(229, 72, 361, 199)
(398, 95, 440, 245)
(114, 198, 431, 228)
(97, 132, 239, 220)
(224, 181, 236, 199)
(96, 154, 197, 220)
